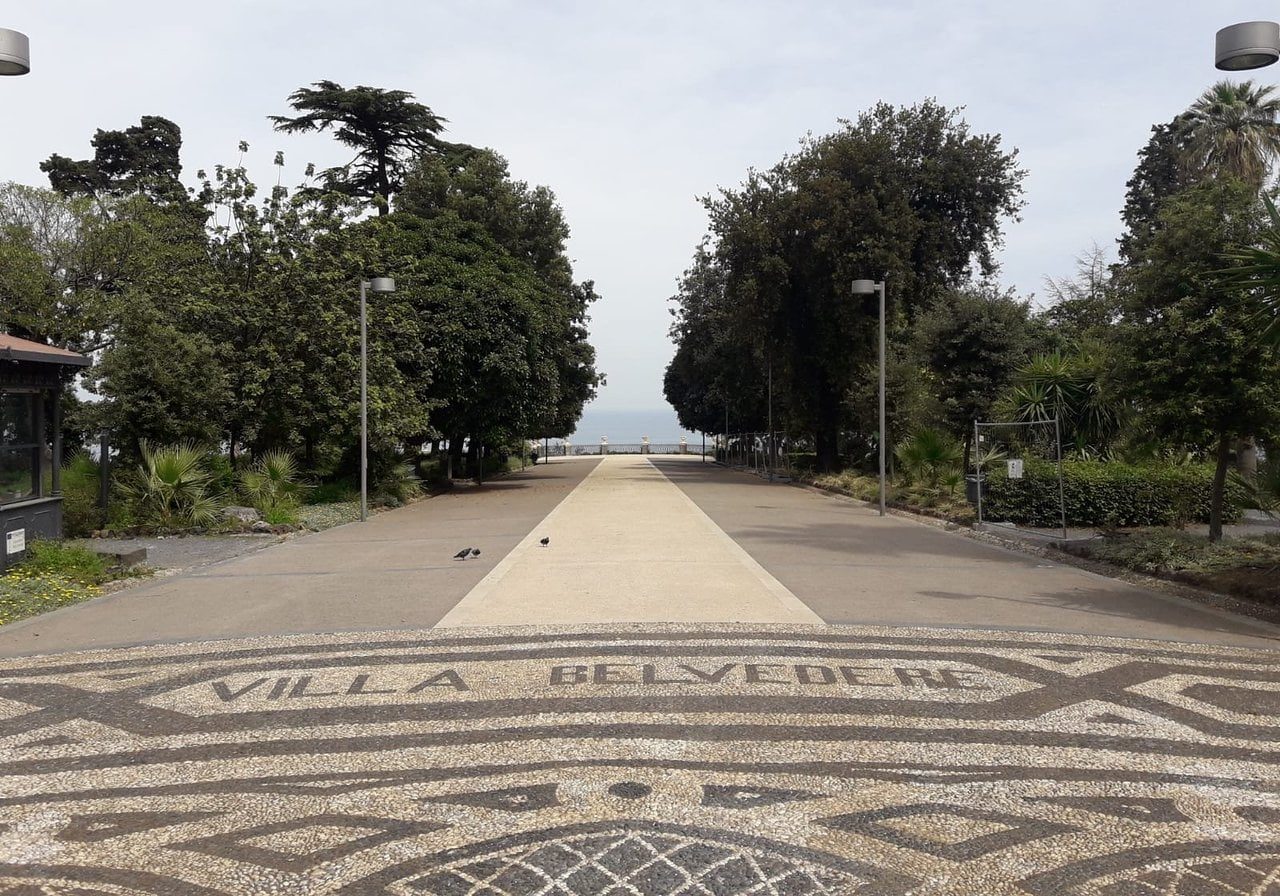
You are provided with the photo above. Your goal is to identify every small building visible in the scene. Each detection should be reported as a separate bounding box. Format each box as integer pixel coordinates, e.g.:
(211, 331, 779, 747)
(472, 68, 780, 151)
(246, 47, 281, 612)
(1, 334, 91, 571)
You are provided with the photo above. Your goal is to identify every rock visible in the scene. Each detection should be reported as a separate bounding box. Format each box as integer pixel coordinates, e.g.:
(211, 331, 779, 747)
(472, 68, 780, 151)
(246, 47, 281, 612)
(223, 505, 260, 523)
(250, 520, 273, 533)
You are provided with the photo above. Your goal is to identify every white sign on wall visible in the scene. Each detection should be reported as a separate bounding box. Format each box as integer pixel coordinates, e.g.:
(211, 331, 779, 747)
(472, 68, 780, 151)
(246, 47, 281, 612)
(5, 528, 26, 555)
(1007, 459, 1024, 480)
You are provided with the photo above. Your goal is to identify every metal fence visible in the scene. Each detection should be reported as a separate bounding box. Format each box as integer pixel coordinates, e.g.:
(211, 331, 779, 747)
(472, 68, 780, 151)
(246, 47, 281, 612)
(715, 432, 799, 481)
(535, 441, 711, 457)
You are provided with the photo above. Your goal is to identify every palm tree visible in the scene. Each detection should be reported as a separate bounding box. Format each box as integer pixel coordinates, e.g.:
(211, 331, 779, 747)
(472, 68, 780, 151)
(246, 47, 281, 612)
(1185, 80, 1280, 190)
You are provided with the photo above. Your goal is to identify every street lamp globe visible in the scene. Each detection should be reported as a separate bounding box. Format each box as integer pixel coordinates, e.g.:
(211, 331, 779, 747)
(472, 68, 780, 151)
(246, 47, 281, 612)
(370, 277, 396, 294)
(0, 28, 30, 76)
(851, 279, 877, 295)
(1216, 21, 1280, 71)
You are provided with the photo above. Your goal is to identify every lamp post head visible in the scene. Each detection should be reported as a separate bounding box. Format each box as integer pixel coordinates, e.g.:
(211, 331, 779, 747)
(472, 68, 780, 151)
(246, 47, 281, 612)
(369, 277, 396, 294)
(0, 28, 30, 76)
(1216, 21, 1280, 71)
(851, 279, 880, 295)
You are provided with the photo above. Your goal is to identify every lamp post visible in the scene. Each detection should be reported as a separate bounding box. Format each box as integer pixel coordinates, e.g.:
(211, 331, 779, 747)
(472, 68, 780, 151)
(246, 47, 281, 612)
(0, 28, 30, 75)
(851, 278, 887, 517)
(360, 277, 396, 522)
(1215, 21, 1280, 71)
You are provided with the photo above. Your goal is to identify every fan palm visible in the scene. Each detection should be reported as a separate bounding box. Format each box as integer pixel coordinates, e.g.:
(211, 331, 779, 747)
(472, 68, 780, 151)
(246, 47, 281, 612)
(122, 441, 221, 527)
(1185, 80, 1280, 190)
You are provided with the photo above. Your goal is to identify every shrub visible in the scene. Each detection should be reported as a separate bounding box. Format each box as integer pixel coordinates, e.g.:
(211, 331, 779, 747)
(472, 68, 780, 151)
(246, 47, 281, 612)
(372, 462, 423, 507)
(896, 429, 962, 491)
(60, 452, 102, 538)
(980, 460, 1247, 527)
(307, 480, 358, 505)
(240, 450, 306, 519)
(120, 441, 222, 528)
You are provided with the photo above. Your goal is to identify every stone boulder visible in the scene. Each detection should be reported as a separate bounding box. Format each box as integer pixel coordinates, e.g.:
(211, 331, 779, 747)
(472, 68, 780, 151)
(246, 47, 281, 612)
(223, 506, 260, 523)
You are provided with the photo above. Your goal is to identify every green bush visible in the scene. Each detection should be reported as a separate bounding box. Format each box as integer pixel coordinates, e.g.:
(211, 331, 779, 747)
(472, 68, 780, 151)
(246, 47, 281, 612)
(61, 452, 101, 538)
(239, 450, 306, 520)
(372, 462, 423, 507)
(981, 461, 1247, 528)
(120, 441, 223, 528)
(307, 480, 358, 505)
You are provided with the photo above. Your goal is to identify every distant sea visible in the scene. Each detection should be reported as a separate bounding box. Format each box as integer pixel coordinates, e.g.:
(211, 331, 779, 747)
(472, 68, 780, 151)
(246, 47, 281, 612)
(563, 407, 702, 446)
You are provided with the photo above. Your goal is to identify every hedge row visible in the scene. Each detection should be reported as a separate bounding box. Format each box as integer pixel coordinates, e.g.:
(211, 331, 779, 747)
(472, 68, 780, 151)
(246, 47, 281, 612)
(979, 461, 1246, 528)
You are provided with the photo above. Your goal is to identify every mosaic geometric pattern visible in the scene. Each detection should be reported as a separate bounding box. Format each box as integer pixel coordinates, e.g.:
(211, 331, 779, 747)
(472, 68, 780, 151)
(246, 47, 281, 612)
(0, 624, 1277, 894)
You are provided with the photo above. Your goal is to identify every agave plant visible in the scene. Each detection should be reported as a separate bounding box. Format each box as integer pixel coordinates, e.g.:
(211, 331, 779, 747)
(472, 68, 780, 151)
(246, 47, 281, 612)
(896, 429, 963, 491)
(122, 441, 221, 528)
(240, 450, 306, 517)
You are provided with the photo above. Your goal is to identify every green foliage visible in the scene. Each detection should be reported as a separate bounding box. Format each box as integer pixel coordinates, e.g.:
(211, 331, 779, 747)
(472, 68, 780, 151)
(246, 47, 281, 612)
(121, 441, 222, 528)
(667, 99, 1026, 470)
(981, 461, 1248, 528)
(239, 450, 305, 518)
(307, 481, 358, 505)
(60, 452, 102, 538)
(1185, 80, 1280, 190)
(40, 116, 187, 202)
(372, 462, 423, 507)
(270, 81, 447, 215)
(1074, 529, 1280, 575)
(19, 539, 110, 583)
(895, 428, 963, 491)
(998, 344, 1124, 452)
(912, 284, 1033, 456)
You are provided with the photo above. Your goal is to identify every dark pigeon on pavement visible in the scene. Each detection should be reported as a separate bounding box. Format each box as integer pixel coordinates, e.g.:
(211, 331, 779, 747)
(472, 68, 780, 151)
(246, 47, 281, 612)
(453, 548, 472, 560)
(471, 548, 481, 558)
(539, 537, 550, 547)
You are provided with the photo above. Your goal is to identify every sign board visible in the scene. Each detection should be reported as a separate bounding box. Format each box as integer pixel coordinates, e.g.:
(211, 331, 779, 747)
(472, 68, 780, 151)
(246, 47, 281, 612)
(1007, 459, 1024, 480)
(5, 528, 26, 555)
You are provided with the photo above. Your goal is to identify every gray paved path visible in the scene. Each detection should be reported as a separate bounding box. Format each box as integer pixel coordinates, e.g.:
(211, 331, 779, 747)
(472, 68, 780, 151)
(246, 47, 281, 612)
(651, 457, 1279, 647)
(2, 457, 1280, 894)
(0, 460, 600, 657)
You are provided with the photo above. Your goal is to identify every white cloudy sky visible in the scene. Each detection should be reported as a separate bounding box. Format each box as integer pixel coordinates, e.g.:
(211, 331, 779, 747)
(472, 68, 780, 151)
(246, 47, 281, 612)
(0, 2, 1267, 411)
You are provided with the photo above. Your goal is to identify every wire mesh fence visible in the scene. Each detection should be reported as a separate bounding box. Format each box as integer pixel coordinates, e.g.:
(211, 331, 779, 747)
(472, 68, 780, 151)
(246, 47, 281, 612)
(973, 418, 1066, 538)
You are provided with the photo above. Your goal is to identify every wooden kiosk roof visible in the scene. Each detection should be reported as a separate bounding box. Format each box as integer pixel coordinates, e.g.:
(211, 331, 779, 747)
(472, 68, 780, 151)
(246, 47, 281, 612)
(0, 334, 91, 367)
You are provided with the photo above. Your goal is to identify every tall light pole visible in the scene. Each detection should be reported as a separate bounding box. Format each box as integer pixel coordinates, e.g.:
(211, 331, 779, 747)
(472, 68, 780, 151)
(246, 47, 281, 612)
(852, 278, 887, 516)
(1215, 21, 1280, 71)
(360, 277, 396, 522)
(0, 28, 30, 75)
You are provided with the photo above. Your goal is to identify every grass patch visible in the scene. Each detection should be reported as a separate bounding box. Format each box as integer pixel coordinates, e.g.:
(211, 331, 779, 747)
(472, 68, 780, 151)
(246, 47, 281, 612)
(1062, 529, 1280, 606)
(0, 540, 149, 628)
(810, 472, 976, 524)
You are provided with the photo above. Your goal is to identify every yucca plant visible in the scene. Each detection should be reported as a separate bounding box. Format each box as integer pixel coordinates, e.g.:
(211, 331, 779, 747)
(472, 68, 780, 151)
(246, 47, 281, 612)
(122, 441, 221, 528)
(896, 429, 963, 491)
(240, 450, 305, 519)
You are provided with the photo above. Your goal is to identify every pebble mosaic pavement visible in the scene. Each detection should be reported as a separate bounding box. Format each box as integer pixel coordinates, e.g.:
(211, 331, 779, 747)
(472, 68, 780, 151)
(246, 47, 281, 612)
(0, 623, 1278, 895)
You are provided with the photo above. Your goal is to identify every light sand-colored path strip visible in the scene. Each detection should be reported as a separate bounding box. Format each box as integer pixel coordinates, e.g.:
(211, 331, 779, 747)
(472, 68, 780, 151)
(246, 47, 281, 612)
(436, 455, 822, 626)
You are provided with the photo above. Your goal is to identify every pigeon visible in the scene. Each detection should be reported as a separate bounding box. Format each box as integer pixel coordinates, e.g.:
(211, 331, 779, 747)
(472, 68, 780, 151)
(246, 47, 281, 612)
(470, 548, 481, 558)
(453, 548, 472, 561)
(539, 537, 550, 547)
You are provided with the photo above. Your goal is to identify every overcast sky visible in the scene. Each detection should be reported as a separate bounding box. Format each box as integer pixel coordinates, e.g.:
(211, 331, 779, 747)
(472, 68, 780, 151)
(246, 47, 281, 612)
(0, 2, 1267, 410)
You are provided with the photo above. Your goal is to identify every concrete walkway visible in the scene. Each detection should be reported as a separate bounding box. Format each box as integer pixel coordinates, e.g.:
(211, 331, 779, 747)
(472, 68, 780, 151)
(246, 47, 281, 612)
(438, 456, 821, 626)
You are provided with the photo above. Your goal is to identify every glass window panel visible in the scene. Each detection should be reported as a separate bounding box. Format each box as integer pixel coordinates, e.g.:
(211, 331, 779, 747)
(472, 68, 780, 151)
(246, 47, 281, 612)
(0, 446, 36, 503)
(0, 393, 36, 446)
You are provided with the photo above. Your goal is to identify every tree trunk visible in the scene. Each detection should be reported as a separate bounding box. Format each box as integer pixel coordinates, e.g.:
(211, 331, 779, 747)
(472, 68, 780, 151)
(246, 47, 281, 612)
(228, 426, 239, 467)
(1209, 432, 1231, 543)
(814, 379, 840, 473)
(303, 432, 316, 470)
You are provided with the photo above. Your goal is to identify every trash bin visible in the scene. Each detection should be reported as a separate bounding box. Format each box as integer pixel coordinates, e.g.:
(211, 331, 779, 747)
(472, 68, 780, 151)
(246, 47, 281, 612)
(964, 474, 986, 505)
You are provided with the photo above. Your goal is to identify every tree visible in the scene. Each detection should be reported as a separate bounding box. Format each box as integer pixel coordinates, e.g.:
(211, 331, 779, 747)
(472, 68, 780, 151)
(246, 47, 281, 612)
(270, 81, 447, 215)
(1119, 115, 1196, 263)
(1115, 179, 1280, 541)
(912, 284, 1033, 471)
(672, 100, 1025, 471)
(40, 116, 188, 204)
(1185, 80, 1280, 190)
